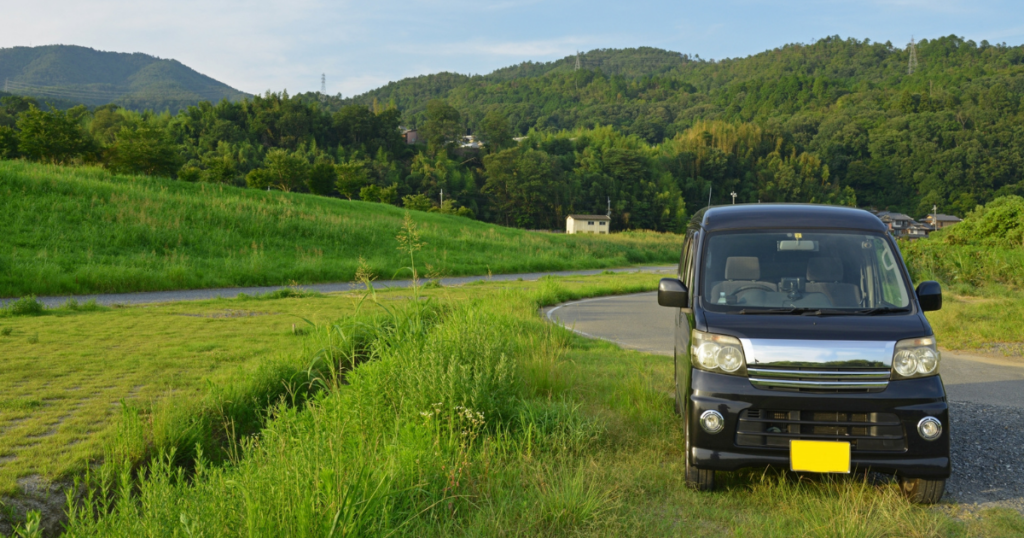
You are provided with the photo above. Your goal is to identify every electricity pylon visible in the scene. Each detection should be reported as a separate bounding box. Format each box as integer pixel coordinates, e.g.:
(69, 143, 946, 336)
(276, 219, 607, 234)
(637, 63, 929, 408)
(908, 37, 919, 75)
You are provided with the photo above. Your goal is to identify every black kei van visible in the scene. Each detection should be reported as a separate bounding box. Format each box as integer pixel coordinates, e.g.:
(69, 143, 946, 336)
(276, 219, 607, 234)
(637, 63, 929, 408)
(657, 204, 949, 503)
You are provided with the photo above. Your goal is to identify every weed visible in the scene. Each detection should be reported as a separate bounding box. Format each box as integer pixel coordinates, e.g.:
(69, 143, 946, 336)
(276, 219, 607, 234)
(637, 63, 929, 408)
(3, 296, 44, 317)
(0, 326, 11, 336)
(26, 333, 38, 344)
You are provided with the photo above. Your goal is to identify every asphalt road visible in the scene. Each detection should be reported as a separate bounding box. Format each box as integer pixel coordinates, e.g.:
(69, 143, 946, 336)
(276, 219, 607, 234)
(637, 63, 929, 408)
(544, 291, 1024, 408)
(4, 266, 677, 308)
(544, 291, 1024, 509)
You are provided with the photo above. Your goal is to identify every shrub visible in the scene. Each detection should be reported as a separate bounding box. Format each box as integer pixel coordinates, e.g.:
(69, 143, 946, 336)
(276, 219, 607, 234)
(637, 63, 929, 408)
(5, 296, 44, 316)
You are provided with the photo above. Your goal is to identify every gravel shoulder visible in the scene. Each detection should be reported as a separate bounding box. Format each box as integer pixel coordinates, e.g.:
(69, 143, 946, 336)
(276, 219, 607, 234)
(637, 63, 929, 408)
(946, 401, 1024, 512)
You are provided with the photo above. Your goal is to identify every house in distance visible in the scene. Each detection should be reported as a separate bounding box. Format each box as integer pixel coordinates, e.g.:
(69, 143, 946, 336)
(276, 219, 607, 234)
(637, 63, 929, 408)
(566, 215, 611, 234)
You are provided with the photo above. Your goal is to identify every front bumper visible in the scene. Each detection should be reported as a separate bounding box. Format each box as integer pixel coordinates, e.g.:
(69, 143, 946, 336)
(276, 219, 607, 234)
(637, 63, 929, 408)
(688, 369, 951, 479)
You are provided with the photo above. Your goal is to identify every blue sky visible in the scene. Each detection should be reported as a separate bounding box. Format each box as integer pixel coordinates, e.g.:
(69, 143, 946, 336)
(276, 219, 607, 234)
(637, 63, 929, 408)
(3, 0, 1023, 97)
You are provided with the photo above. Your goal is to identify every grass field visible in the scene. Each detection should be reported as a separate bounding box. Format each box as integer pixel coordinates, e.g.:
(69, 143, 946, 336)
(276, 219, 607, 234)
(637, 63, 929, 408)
(0, 160, 679, 298)
(3, 274, 1018, 536)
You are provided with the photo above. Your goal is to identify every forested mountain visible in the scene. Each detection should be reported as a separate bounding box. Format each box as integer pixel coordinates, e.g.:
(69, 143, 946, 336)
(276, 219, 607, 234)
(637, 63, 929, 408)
(3, 35, 1023, 231)
(0, 45, 249, 112)
(304, 36, 1024, 216)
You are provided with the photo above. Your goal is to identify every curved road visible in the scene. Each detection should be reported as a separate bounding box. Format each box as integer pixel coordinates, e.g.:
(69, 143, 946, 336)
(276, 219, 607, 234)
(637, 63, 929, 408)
(544, 291, 1024, 509)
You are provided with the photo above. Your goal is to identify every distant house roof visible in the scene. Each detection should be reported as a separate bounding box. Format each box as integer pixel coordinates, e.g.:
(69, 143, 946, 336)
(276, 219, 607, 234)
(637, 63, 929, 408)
(928, 213, 962, 222)
(879, 212, 914, 222)
(567, 215, 611, 220)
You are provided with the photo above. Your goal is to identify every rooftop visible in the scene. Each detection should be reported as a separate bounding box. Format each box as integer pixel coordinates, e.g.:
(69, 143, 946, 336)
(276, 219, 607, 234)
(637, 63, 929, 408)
(568, 214, 611, 220)
(696, 204, 888, 233)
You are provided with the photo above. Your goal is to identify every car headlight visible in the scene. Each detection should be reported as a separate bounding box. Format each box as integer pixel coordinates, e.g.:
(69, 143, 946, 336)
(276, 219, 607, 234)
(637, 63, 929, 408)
(691, 330, 747, 375)
(892, 337, 941, 379)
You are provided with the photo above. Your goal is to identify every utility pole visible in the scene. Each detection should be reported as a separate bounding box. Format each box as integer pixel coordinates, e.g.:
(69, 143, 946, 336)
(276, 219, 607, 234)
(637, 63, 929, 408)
(730, 191, 737, 204)
(440, 189, 444, 208)
(606, 196, 611, 217)
(908, 37, 919, 75)
(320, 74, 327, 103)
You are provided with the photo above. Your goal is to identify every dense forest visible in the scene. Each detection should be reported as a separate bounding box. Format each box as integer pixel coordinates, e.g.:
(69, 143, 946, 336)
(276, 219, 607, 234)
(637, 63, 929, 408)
(2, 35, 1022, 230)
(0, 45, 248, 113)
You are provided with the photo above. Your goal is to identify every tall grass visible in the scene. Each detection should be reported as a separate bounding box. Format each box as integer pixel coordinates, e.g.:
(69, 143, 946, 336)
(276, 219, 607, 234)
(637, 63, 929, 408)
(0, 160, 679, 297)
(54, 277, 1022, 537)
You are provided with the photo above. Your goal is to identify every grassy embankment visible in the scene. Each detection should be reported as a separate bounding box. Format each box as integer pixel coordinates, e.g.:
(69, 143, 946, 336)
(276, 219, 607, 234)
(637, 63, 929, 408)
(28, 274, 1018, 537)
(0, 159, 678, 298)
(901, 196, 1024, 353)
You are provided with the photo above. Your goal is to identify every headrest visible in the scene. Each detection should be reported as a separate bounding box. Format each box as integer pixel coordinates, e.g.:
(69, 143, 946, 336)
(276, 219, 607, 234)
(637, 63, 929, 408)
(807, 258, 843, 282)
(725, 257, 760, 281)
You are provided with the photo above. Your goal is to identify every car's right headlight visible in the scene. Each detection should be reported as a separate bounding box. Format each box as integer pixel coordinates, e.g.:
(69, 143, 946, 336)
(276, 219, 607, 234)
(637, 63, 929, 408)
(691, 330, 747, 376)
(892, 337, 941, 379)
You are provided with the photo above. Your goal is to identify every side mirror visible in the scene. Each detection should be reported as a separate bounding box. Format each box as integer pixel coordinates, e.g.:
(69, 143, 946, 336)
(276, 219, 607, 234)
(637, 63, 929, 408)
(658, 278, 689, 308)
(916, 281, 942, 312)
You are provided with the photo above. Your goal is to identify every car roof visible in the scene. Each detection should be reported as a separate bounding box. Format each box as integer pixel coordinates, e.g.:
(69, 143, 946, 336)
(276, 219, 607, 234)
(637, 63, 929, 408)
(693, 204, 888, 233)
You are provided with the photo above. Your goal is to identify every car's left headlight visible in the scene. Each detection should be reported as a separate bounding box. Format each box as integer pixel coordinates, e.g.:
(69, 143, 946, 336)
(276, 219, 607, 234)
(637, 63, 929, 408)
(891, 337, 941, 379)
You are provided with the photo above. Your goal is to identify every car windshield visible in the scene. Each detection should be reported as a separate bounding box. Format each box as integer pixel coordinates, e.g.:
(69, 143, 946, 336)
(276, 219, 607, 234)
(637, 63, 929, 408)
(701, 231, 911, 313)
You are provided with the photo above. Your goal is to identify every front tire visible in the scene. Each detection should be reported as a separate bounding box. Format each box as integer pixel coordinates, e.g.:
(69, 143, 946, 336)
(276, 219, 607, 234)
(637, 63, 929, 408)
(899, 477, 945, 504)
(685, 415, 715, 491)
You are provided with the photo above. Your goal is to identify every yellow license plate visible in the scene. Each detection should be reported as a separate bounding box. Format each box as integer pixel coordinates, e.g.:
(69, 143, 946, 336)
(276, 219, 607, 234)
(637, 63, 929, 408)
(790, 440, 851, 473)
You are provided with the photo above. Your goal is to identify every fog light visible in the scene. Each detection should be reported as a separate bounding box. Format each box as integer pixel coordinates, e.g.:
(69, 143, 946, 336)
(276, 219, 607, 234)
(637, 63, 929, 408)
(700, 410, 725, 434)
(917, 417, 942, 441)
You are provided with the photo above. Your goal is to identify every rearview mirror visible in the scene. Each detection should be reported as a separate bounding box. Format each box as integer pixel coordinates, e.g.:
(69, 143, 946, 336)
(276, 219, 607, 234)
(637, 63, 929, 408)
(658, 278, 689, 308)
(916, 281, 942, 312)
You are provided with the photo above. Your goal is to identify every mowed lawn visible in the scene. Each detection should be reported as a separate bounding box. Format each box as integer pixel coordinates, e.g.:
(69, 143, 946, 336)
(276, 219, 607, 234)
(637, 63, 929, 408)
(0, 160, 680, 298)
(0, 289, 370, 493)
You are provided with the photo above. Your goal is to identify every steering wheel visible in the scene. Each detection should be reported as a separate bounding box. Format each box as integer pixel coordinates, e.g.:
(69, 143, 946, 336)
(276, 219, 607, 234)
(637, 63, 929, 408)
(729, 284, 776, 301)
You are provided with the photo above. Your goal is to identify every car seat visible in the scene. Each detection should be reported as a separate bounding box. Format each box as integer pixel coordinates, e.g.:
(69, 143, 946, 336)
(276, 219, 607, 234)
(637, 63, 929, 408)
(709, 257, 778, 300)
(805, 258, 862, 307)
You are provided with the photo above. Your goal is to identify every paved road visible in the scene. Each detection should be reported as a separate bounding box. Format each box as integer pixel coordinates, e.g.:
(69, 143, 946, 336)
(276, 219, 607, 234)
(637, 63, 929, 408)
(5, 266, 677, 309)
(544, 291, 1024, 509)
(544, 291, 1024, 408)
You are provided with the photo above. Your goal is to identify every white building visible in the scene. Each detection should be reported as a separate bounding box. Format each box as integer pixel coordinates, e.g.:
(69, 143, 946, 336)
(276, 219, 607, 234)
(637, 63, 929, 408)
(566, 215, 611, 234)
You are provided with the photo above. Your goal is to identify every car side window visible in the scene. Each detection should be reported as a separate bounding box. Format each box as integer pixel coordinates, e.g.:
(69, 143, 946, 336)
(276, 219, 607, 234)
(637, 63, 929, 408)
(682, 231, 698, 293)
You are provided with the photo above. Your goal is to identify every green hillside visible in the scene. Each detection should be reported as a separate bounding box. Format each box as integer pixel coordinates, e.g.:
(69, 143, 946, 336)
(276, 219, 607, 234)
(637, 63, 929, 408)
(0, 160, 678, 297)
(0, 45, 249, 112)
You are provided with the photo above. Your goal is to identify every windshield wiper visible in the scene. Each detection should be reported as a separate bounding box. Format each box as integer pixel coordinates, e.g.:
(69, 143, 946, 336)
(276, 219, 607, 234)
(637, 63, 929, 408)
(852, 306, 912, 315)
(736, 306, 910, 316)
(737, 307, 820, 315)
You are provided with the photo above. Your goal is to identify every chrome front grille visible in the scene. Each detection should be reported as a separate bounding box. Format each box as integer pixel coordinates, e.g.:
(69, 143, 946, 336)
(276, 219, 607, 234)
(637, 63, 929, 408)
(748, 367, 890, 393)
(736, 409, 906, 452)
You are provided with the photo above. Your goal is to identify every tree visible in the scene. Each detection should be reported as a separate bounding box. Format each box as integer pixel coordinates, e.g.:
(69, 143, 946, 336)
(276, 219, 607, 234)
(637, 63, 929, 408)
(306, 159, 337, 196)
(16, 105, 94, 164)
(258, 148, 309, 191)
(107, 123, 182, 177)
(336, 161, 369, 199)
(479, 109, 514, 151)
(483, 147, 560, 228)
(402, 193, 434, 212)
(0, 126, 18, 159)
(360, 184, 398, 204)
(422, 100, 462, 155)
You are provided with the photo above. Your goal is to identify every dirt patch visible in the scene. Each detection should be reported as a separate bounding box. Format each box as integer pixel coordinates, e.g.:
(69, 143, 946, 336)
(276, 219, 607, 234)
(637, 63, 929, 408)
(0, 476, 72, 537)
(178, 309, 276, 318)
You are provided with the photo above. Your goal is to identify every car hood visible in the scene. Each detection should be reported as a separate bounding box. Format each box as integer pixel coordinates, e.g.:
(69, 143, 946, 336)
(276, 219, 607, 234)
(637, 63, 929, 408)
(700, 311, 931, 369)
(700, 311, 930, 342)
